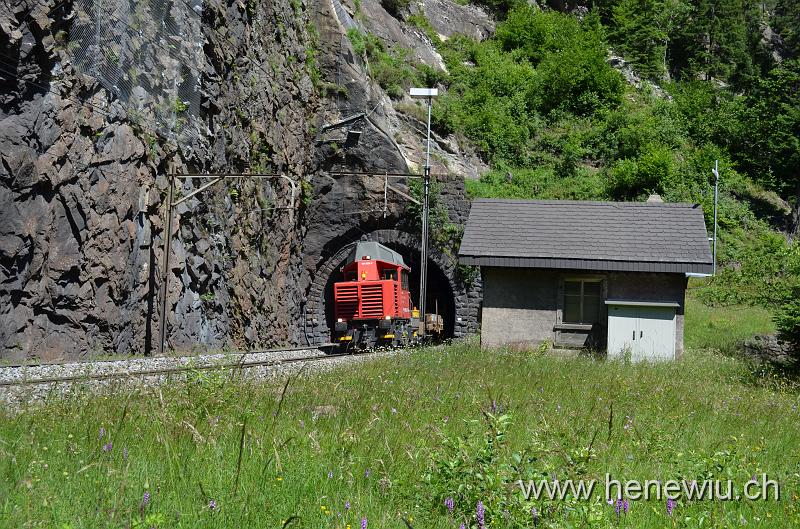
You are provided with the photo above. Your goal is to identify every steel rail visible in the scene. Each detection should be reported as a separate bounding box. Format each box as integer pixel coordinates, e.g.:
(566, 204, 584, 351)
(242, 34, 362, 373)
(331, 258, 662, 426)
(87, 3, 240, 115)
(0, 346, 333, 370)
(0, 346, 392, 388)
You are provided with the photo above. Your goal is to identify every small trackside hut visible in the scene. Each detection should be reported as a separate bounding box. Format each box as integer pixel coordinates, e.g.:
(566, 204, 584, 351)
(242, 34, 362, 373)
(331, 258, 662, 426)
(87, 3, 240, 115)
(333, 241, 418, 349)
(458, 199, 713, 360)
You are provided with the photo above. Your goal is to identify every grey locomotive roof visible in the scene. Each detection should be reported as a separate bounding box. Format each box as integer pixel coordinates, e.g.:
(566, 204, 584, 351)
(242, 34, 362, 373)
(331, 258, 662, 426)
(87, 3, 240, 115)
(347, 241, 407, 267)
(458, 199, 713, 274)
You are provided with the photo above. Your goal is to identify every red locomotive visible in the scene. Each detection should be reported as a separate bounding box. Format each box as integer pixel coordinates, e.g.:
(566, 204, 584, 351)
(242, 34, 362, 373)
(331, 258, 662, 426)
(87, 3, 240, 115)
(333, 241, 419, 348)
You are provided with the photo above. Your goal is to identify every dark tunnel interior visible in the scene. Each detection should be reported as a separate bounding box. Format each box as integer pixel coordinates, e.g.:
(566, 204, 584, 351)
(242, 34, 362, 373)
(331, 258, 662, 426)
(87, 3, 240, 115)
(322, 243, 456, 341)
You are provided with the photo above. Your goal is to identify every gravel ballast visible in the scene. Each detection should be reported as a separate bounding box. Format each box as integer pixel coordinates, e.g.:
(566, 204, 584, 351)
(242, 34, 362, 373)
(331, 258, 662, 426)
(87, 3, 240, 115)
(0, 347, 407, 411)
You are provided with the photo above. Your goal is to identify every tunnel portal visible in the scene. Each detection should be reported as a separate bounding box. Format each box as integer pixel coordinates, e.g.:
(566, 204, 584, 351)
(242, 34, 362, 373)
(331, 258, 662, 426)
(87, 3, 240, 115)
(304, 229, 480, 346)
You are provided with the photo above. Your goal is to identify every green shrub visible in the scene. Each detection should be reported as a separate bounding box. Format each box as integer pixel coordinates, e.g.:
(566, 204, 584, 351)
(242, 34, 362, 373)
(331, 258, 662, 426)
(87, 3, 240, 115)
(466, 166, 607, 201)
(495, 7, 624, 116)
(774, 243, 800, 345)
(468, 0, 525, 16)
(605, 144, 677, 199)
(694, 235, 800, 308)
(775, 296, 800, 345)
(408, 13, 442, 45)
(433, 8, 623, 164)
(347, 28, 438, 99)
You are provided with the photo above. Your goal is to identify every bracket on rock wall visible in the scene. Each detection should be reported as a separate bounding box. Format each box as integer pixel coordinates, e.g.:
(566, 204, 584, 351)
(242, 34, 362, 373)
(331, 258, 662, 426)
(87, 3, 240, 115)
(157, 171, 299, 355)
(171, 173, 297, 217)
(326, 170, 467, 216)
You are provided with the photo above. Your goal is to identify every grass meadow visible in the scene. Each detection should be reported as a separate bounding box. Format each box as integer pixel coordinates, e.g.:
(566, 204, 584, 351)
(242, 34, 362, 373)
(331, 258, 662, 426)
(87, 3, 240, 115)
(684, 290, 775, 353)
(2, 331, 800, 528)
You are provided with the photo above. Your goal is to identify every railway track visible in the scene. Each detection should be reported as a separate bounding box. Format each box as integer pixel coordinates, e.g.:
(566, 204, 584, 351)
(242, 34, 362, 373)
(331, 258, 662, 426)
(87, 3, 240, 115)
(0, 345, 338, 370)
(0, 347, 395, 387)
(0, 346, 409, 410)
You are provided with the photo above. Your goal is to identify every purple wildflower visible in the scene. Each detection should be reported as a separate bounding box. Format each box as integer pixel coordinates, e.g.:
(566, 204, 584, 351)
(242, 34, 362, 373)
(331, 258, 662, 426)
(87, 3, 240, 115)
(531, 506, 539, 525)
(345, 501, 350, 510)
(491, 400, 498, 412)
(364, 468, 370, 478)
(476, 500, 486, 529)
(123, 447, 128, 460)
(328, 470, 333, 479)
(360, 516, 367, 529)
(208, 499, 217, 511)
(623, 499, 630, 514)
(459, 525, 465, 529)
(615, 499, 623, 515)
(102, 442, 113, 452)
(142, 491, 151, 506)
(666, 498, 676, 516)
(444, 497, 454, 513)
(99, 427, 106, 438)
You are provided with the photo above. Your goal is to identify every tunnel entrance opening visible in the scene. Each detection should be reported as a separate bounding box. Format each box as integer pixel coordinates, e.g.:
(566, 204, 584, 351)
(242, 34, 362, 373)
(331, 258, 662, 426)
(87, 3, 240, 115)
(321, 242, 456, 343)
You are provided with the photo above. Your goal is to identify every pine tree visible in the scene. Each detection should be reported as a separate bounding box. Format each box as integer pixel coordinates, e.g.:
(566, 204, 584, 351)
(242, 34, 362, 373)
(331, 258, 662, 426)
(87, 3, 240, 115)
(611, 0, 690, 80)
(775, 0, 800, 58)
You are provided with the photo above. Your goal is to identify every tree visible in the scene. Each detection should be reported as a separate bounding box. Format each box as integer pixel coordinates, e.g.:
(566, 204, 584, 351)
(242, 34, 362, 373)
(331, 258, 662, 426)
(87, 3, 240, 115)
(734, 60, 800, 233)
(774, 0, 800, 59)
(773, 243, 800, 348)
(611, 0, 691, 80)
(670, 0, 765, 87)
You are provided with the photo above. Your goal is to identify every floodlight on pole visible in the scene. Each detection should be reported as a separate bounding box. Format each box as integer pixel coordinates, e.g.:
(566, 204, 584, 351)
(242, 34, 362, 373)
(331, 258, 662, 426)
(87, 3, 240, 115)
(409, 87, 438, 337)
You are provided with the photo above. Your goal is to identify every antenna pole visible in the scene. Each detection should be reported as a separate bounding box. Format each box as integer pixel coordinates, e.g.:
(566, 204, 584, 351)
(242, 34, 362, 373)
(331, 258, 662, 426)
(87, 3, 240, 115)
(712, 160, 719, 276)
(419, 96, 433, 338)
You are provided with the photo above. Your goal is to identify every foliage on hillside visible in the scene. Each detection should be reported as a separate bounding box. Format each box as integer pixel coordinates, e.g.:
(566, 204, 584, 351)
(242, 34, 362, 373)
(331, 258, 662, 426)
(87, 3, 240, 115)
(424, 2, 799, 344)
(354, 1, 800, 343)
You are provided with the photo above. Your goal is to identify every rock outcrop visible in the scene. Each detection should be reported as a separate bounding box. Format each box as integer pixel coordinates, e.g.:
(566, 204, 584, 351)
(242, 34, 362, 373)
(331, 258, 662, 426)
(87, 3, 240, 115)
(740, 334, 797, 369)
(1, 0, 318, 360)
(1, 0, 486, 361)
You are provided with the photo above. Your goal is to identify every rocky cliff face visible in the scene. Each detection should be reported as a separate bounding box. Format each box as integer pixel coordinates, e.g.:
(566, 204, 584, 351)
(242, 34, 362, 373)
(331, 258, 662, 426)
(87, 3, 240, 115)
(0, 0, 485, 361)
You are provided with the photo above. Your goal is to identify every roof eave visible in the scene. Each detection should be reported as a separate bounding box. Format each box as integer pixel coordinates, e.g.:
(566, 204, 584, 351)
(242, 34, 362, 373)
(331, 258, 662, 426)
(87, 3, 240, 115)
(458, 255, 713, 274)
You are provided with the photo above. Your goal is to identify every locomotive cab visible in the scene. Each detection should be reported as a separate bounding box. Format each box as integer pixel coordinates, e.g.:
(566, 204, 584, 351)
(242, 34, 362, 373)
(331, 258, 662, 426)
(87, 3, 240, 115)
(333, 241, 417, 349)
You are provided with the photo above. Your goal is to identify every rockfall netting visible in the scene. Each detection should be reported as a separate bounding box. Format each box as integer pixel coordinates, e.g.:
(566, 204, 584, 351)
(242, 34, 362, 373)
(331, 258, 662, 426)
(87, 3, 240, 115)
(69, 0, 204, 146)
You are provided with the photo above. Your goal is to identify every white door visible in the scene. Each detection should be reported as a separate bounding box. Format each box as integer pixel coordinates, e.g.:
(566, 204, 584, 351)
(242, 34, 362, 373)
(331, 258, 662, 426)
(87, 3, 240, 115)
(607, 305, 676, 361)
(607, 305, 637, 360)
(635, 306, 676, 361)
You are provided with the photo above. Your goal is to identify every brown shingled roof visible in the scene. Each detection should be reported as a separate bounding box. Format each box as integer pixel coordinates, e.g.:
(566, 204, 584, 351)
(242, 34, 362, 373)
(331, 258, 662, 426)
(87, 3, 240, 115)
(458, 199, 713, 274)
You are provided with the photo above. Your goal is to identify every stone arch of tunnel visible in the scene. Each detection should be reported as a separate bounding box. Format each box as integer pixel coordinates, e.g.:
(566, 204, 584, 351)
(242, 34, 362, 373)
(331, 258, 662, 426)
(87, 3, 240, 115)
(303, 228, 482, 345)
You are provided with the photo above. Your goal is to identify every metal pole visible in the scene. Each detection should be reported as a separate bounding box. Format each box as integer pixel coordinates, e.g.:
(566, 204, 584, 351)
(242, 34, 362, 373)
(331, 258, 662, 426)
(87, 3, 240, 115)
(158, 166, 175, 355)
(712, 160, 719, 276)
(419, 97, 432, 337)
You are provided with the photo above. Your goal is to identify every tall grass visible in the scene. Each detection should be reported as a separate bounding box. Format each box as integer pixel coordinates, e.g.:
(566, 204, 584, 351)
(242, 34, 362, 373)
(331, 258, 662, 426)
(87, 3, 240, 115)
(684, 291, 775, 353)
(1, 343, 799, 528)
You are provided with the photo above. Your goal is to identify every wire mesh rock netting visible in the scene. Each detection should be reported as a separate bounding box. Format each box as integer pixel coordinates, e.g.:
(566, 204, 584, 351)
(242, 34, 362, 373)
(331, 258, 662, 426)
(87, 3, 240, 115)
(69, 0, 204, 146)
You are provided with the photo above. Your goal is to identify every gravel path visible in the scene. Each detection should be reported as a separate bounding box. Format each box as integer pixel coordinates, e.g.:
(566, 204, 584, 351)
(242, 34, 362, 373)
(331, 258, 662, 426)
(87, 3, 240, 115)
(0, 347, 407, 411)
